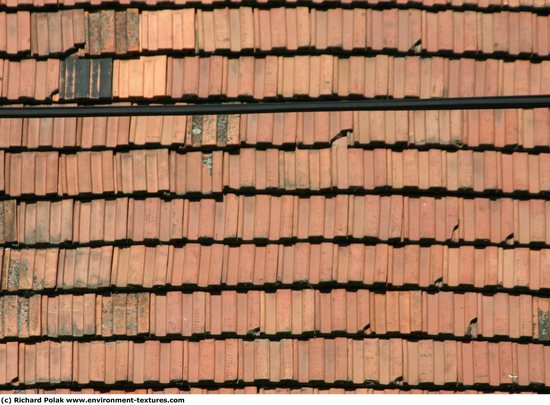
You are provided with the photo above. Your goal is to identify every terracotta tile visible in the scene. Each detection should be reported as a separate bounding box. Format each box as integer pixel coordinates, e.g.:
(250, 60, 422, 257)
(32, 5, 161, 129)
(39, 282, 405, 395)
(234, 292, 248, 336)
(405, 341, 419, 385)
(0, 10, 18, 52)
(526, 153, 541, 194)
(470, 341, 490, 385)
(527, 344, 544, 384)
(517, 12, 533, 55)
(141, 12, 153, 51)
(128, 342, 145, 384)
(544, 346, 550, 386)
(539, 249, 550, 292)
(16, 60, 36, 101)
(144, 341, 160, 381)
(427, 340, 446, 386)
(516, 343, 530, 386)
(2, 342, 18, 385)
(84, 341, 104, 383)
(176, 9, 195, 51)
(74, 342, 91, 384)
(98, 342, 115, 384)
(146, 10, 170, 51)
(21, 343, 36, 385)
(208, 340, 224, 383)
(253, 340, 272, 381)
(514, 200, 531, 245)
(479, 341, 498, 387)
(518, 294, 534, 339)
(491, 12, 509, 54)
(221, 290, 237, 334)
(435, 340, 455, 386)
(486, 293, 508, 340)
(508, 290, 520, 338)
(526, 200, 546, 245)
(6, 154, 21, 197)
(164, 340, 184, 383)
(535, 15, 549, 56)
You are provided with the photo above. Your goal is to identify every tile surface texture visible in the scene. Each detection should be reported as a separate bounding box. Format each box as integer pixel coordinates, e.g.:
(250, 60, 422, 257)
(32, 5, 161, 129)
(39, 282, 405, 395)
(0, 0, 549, 395)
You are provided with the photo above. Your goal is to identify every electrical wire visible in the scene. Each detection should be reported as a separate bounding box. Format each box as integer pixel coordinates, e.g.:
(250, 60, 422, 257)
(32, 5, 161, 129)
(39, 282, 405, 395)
(0, 95, 549, 118)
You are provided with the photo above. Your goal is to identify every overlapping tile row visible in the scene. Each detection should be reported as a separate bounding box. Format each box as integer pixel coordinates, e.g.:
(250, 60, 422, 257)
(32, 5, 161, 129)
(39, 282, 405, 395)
(2, 108, 550, 149)
(3, 7, 550, 57)
(126, 56, 550, 100)
(145, 8, 550, 57)
(0, 9, 87, 56)
(349, 108, 550, 148)
(223, 146, 550, 193)
(0, 290, 548, 340)
(3, 147, 550, 196)
(0, 114, 240, 149)
(0, 339, 549, 387)
(2, 244, 549, 292)
(2, 55, 543, 102)
(2, 150, 221, 196)
(3, 195, 550, 245)
(0, 0, 549, 11)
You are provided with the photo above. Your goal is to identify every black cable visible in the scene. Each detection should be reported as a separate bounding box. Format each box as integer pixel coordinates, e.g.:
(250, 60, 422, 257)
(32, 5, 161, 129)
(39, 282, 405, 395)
(1, 95, 550, 118)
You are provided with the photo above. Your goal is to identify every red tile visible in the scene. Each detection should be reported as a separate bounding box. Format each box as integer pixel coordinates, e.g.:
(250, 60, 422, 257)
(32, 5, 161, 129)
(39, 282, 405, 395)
(516, 343, 530, 386)
(56, 341, 72, 383)
(519, 295, 533, 338)
(527, 344, 544, 384)
(545, 346, 550, 386)
(301, 338, 323, 383)
(517, 12, 533, 55)
(205, 293, 220, 336)
(3, 342, 18, 384)
(87, 341, 104, 383)
(375, 9, 396, 50)
(432, 340, 451, 386)
(529, 250, 541, 290)
(453, 294, 469, 336)
(505, 295, 519, 338)
(22, 343, 36, 384)
(252, 339, 270, 382)
(316, 55, 333, 97)
(491, 11, 509, 53)
(426, 340, 445, 387)
(470, 341, 489, 385)
(528, 200, 545, 244)
(385, 291, 401, 333)
(402, 341, 418, 385)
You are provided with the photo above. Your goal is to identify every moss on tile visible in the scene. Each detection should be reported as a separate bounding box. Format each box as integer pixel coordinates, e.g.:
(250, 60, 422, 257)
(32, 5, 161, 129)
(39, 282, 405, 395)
(202, 153, 213, 175)
(191, 115, 203, 146)
(539, 308, 549, 341)
(7, 258, 25, 291)
(17, 297, 29, 336)
(216, 114, 228, 145)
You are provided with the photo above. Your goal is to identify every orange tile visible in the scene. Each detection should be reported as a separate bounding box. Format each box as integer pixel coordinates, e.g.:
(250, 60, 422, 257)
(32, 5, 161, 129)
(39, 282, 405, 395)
(470, 341, 489, 385)
(87, 341, 104, 383)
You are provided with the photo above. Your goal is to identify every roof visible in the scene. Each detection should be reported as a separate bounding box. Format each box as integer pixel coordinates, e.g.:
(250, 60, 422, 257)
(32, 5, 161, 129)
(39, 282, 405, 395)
(0, 0, 549, 395)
